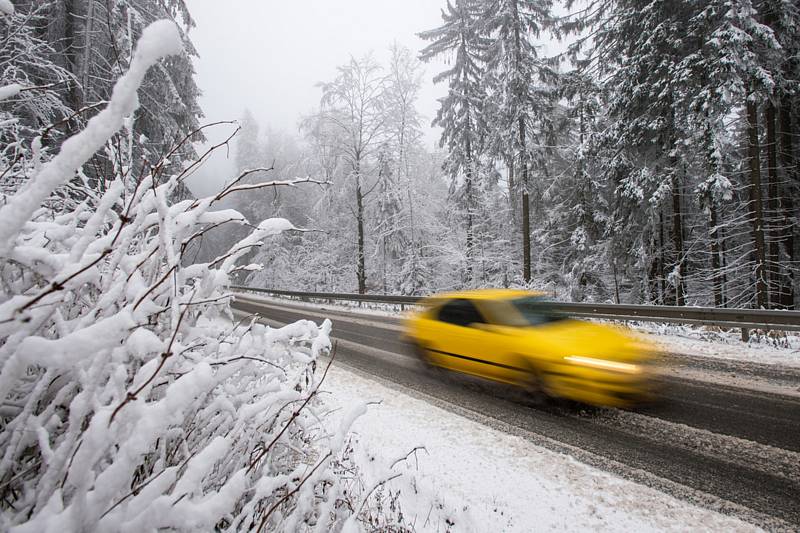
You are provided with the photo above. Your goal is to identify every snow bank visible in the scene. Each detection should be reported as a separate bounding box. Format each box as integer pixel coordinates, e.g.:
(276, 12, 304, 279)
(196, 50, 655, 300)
(324, 366, 759, 532)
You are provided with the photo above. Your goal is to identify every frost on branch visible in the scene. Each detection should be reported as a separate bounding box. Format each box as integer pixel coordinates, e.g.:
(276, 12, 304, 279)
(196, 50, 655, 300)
(0, 19, 422, 532)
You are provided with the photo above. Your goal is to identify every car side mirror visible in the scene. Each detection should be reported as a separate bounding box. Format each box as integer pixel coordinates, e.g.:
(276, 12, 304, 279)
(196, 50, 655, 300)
(470, 322, 496, 332)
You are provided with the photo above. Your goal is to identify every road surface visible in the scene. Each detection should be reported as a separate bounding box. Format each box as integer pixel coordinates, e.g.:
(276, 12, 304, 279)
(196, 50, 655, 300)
(232, 294, 800, 530)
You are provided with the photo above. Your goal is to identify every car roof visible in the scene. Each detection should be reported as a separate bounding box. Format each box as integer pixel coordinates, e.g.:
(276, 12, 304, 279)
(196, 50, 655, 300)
(420, 288, 545, 303)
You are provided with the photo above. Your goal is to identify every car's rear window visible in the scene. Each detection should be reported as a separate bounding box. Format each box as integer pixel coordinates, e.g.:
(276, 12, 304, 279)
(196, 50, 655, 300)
(489, 296, 568, 327)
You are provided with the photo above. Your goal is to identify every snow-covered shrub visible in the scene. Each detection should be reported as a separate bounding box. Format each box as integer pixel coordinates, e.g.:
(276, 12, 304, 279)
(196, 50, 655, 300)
(0, 19, 423, 532)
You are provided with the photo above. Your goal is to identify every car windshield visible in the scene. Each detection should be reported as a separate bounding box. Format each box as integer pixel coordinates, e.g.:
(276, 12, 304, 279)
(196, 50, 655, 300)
(488, 296, 569, 327)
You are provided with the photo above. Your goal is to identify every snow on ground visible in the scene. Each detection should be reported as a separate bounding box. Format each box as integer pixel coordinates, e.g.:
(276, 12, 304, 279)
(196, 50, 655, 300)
(323, 365, 759, 533)
(237, 292, 800, 368)
(644, 328, 800, 368)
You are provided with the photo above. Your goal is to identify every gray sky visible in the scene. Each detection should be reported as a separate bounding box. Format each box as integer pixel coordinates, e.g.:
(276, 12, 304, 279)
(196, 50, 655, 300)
(186, 0, 448, 196)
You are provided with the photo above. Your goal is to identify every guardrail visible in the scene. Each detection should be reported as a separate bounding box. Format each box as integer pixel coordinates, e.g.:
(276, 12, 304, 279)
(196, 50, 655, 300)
(231, 286, 800, 339)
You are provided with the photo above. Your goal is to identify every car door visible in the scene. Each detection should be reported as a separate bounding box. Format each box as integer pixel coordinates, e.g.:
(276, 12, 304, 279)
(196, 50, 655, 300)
(426, 299, 501, 380)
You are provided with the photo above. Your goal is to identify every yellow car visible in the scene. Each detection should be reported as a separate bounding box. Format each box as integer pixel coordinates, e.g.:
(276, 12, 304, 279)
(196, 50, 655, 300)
(402, 289, 657, 408)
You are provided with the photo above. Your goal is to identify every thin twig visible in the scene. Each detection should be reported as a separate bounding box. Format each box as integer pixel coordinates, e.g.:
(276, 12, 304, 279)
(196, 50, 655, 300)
(109, 292, 194, 424)
(256, 451, 333, 533)
(246, 343, 338, 474)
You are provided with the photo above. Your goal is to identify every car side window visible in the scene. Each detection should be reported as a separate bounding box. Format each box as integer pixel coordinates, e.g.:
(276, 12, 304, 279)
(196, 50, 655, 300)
(437, 299, 486, 328)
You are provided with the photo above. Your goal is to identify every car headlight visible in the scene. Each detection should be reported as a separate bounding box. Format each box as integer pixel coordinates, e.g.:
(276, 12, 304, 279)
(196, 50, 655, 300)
(564, 355, 642, 374)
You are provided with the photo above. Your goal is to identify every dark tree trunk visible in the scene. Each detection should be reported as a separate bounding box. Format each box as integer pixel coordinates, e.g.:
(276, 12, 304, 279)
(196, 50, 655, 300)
(63, 0, 82, 117)
(648, 246, 659, 303)
(510, 0, 531, 284)
(464, 128, 474, 286)
(709, 203, 724, 307)
(507, 157, 516, 214)
(746, 98, 769, 308)
(356, 173, 366, 294)
(521, 116, 531, 284)
(670, 173, 686, 306)
(658, 207, 667, 305)
(765, 102, 782, 306)
(778, 99, 797, 308)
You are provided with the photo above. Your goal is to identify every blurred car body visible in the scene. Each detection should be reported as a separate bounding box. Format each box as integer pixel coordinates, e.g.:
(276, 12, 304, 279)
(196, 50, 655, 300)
(402, 289, 657, 408)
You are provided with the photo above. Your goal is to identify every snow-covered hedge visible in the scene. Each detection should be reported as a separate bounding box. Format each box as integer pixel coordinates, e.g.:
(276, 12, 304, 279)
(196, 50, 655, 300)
(0, 19, 424, 532)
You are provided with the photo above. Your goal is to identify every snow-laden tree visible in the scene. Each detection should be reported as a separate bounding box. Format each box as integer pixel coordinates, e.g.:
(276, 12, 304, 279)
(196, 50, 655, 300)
(0, 18, 450, 531)
(552, 0, 799, 308)
(376, 44, 428, 294)
(0, 3, 75, 197)
(420, 0, 489, 286)
(314, 55, 388, 294)
(480, 0, 555, 283)
(21, 0, 204, 192)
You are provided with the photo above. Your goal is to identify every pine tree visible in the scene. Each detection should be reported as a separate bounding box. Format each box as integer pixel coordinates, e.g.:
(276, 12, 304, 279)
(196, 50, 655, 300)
(420, 0, 488, 286)
(26, 0, 203, 186)
(0, 3, 74, 196)
(480, 0, 555, 283)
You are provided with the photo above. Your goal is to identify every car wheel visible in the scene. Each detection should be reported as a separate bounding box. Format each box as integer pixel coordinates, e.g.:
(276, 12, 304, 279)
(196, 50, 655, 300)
(411, 343, 441, 374)
(524, 369, 552, 407)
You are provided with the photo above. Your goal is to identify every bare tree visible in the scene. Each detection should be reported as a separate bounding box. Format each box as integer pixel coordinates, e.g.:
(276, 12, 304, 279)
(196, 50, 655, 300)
(316, 55, 388, 293)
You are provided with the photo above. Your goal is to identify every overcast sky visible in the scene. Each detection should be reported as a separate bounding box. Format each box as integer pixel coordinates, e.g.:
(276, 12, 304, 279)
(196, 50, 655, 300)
(186, 0, 448, 196)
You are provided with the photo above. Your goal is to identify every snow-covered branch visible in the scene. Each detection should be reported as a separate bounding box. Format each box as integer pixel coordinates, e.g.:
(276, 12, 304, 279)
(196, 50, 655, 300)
(0, 18, 420, 532)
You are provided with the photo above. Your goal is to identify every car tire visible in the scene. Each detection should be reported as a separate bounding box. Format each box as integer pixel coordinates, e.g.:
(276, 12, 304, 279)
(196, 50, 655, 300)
(412, 343, 441, 374)
(524, 368, 552, 407)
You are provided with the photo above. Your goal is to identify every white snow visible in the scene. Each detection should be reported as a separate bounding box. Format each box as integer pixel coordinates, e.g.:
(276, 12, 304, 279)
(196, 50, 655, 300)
(0, 83, 22, 101)
(0, 20, 183, 255)
(648, 330, 800, 368)
(0, 0, 14, 16)
(323, 365, 759, 532)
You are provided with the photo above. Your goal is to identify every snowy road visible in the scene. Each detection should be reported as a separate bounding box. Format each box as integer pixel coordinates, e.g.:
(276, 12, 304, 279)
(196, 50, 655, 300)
(232, 294, 800, 530)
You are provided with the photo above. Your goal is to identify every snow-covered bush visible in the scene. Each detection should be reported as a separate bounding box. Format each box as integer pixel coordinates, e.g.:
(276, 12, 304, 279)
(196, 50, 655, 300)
(0, 19, 423, 532)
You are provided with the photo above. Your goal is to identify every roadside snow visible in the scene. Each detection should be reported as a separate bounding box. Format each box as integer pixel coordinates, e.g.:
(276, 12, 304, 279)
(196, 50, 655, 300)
(323, 365, 759, 532)
(647, 330, 800, 369)
(0, 0, 13, 16)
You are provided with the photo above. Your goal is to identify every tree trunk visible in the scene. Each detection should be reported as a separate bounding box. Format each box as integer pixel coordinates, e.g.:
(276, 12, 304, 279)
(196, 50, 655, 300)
(81, 0, 95, 100)
(520, 117, 531, 283)
(522, 187, 530, 283)
(765, 102, 782, 306)
(507, 157, 516, 213)
(464, 155, 474, 286)
(778, 98, 797, 309)
(746, 98, 769, 308)
(511, 0, 531, 284)
(382, 235, 387, 294)
(648, 248, 659, 303)
(658, 208, 666, 305)
(462, 79, 475, 287)
(356, 173, 366, 294)
(407, 172, 417, 295)
(670, 173, 686, 306)
(63, 0, 81, 115)
(709, 203, 724, 307)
